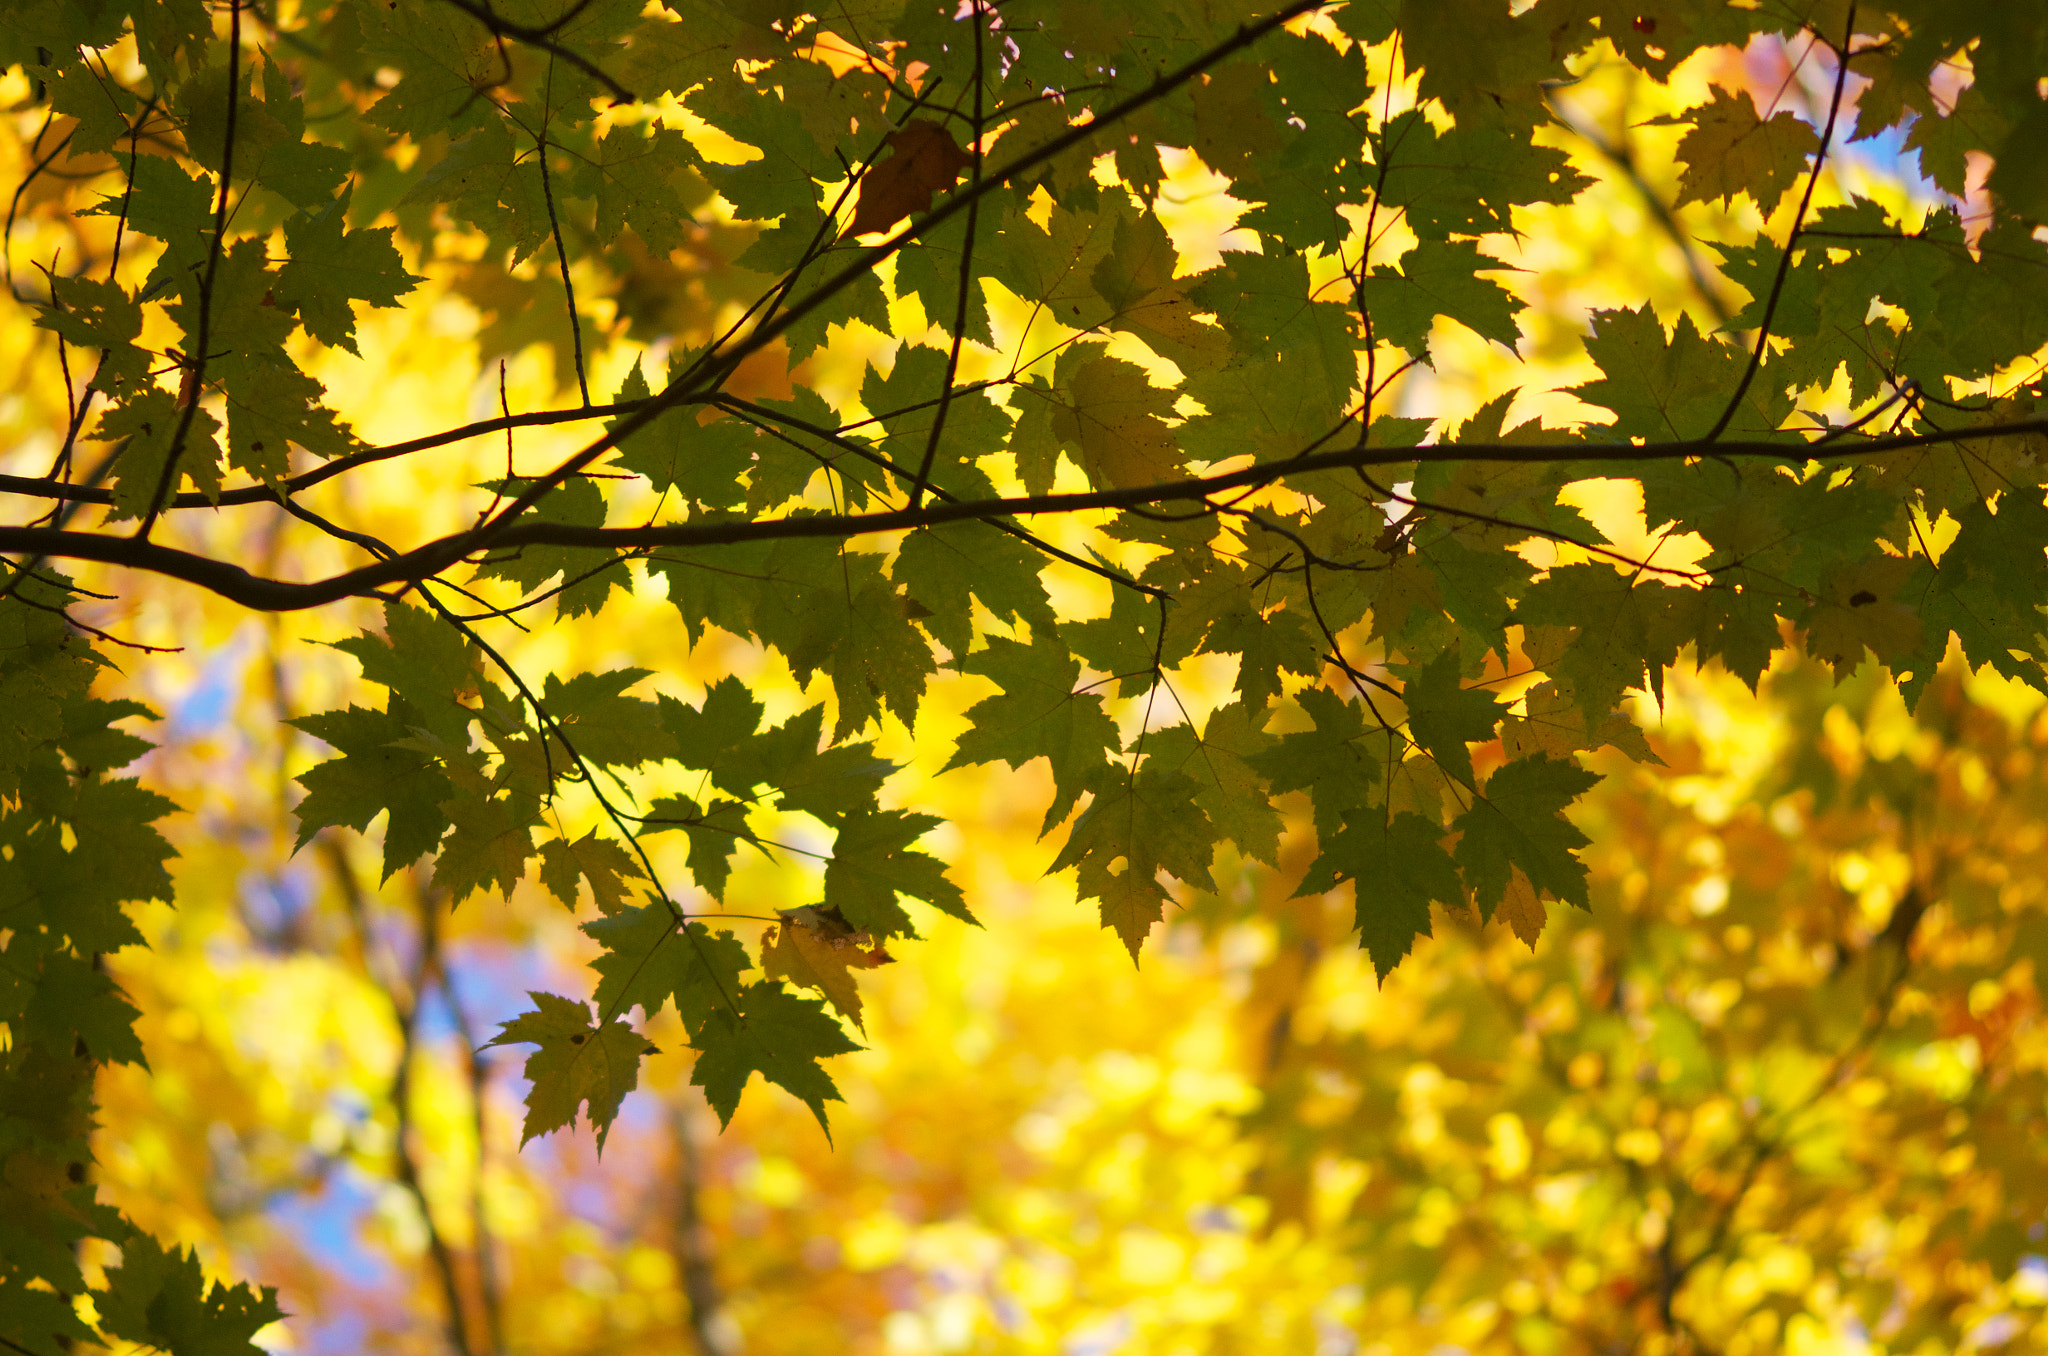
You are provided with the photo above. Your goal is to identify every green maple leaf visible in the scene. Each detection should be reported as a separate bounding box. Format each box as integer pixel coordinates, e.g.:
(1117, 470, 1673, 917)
(984, 194, 1120, 336)
(1656, 86, 1820, 214)
(542, 669, 676, 768)
(472, 475, 623, 619)
(1090, 210, 1229, 371)
(87, 156, 212, 296)
(291, 703, 456, 878)
(1051, 764, 1216, 959)
(609, 360, 751, 510)
(485, 991, 658, 1151)
(692, 980, 861, 1135)
(823, 807, 971, 937)
(5, 776, 175, 956)
(1244, 686, 1382, 839)
(45, 60, 135, 157)
(946, 638, 1121, 833)
(1044, 349, 1185, 490)
(433, 794, 536, 904)
(639, 794, 757, 899)
(0, 1282, 93, 1356)
(275, 191, 423, 353)
(1299, 810, 1459, 980)
(1399, 0, 1555, 121)
(1453, 754, 1600, 918)
(1399, 645, 1506, 788)
(662, 676, 766, 771)
(1362, 238, 1525, 357)
(1144, 701, 1283, 866)
(21, 950, 145, 1067)
(1201, 602, 1323, 714)
(711, 704, 894, 821)
(93, 390, 223, 521)
(1375, 110, 1588, 240)
(97, 1236, 284, 1356)
(538, 830, 646, 914)
(1921, 493, 2048, 684)
(220, 362, 353, 483)
(332, 602, 480, 744)
(35, 276, 146, 391)
(362, 0, 503, 140)
(1515, 565, 1681, 729)
(1575, 304, 1758, 441)
(585, 903, 749, 1031)
(1067, 581, 1175, 696)
(695, 81, 836, 273)
(404, 121, 555, 266)
(894, 523, 1059, 661)
(567, 123, 702, 257)
(862, 346, 1011, 479)
(894, 216, 996, 349)
(823, 573, 934, 739)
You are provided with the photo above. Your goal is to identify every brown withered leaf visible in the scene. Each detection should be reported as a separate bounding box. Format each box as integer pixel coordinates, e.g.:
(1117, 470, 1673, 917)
(842, 119, 973, 238)
(762, 906, 894, 1031)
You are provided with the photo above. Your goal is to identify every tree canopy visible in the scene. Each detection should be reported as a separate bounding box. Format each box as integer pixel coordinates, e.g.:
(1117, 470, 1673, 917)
(6, 0, 2048, 1350)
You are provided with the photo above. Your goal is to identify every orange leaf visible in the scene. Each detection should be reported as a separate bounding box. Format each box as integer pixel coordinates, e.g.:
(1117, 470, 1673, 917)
(762, 909, 893, 1031)
(842, 119, 973, 238)
(1497, 866, 1547, 948)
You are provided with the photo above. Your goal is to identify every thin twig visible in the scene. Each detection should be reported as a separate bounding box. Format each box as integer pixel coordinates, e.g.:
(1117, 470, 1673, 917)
(136, 0, 243, 539)
(1703, 5, 1857, 442)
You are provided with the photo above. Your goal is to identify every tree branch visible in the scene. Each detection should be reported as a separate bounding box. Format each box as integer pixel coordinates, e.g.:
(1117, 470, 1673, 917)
(8, 415, 2045, 610)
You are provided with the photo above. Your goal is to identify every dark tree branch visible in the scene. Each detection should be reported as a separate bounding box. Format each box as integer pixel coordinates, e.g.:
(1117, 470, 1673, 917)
(9, 415, 2048, 610)
(437, 0, 637, 103)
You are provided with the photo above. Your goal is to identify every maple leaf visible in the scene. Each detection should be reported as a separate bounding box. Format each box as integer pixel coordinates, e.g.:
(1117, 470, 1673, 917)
(538, 830, 647, 914)
(98, 1236, 284, 1356)
(692, 980, 861, 1135)
(1244, 686, 1381, 839)
(432, 794, 537, 905)
(946, 638, 1121, 833)
(1799, 555, 1923, 680)
(1398, 645, 1506, 788)
(1362, 238, 1525, 358)
(1298, 810, 1459, 981)
(541, 668, 677, 768)
(485, 991, 659, 1152)
(761, 907, 894, 1032)
(842, 119, 972, 238)
(822, 807, 972, 938)
(894, 523, 1060, 661)
(289, 702, 455, 879)
(1496, 866, 1547, 948)
(1144, 701, 1284, 866)
(1091, 211, 1229, 370)
(92, 391, 223, 521)
(274, 190, 424, 353)
(1047, 351, 1185, 490)
(1453, 755, 1600, 921)
(1052, 765, 1217, 959)
(585, 904, 748, 1031)
(639, 794, 757, 899)
(1656, 87, 1820, 214)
